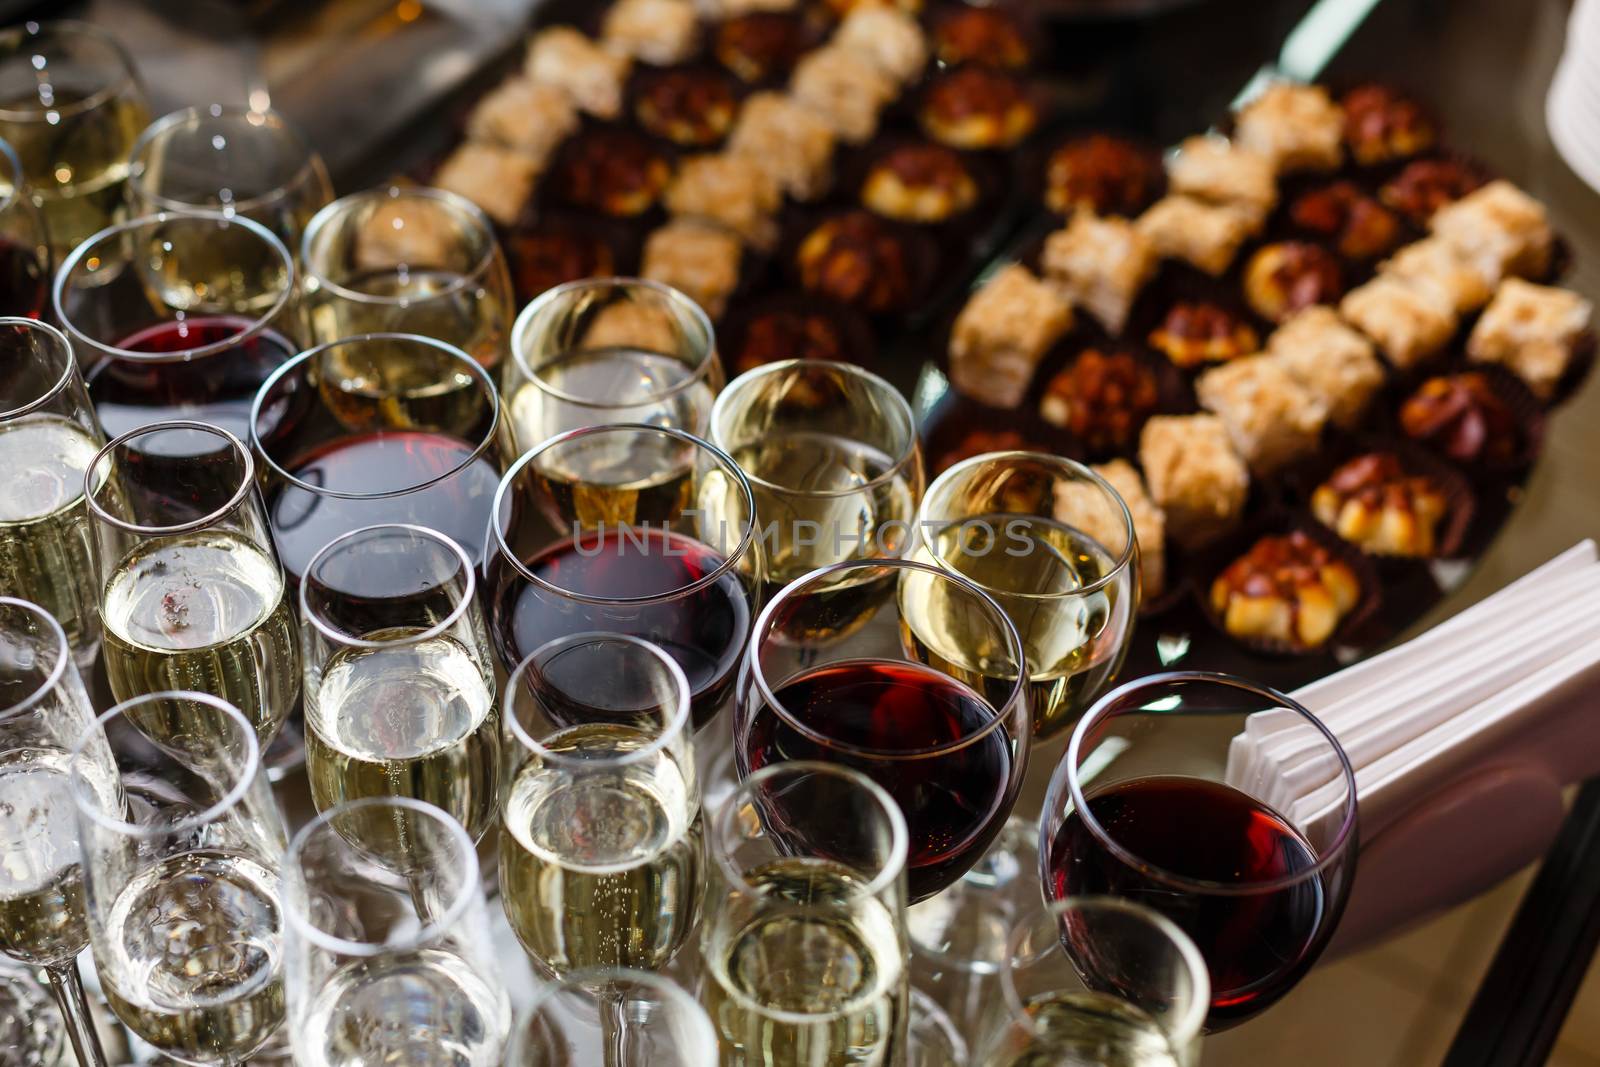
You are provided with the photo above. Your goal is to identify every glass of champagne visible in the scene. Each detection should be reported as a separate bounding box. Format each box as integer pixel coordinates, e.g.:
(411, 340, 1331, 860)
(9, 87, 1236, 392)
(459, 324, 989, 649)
(0, 597, 121, 1067)
(709, 358, 923, 637)
(500, 632, 702, 975)
(501, 277, 723, 457)
(282, 797, 511, 1067)
(0, 318, 104, 665)
(53, 209, 302, 445)
(84, 420, 300, 745)
(703, 760, 911, 1067)
(69, 690, 289, 1065)
(128, 104, 335, 255)
(0, 136, 51, 316)
(301, 186, 514, 372)
(507, 968, 716, 1067)
(0, 20, 149, 260)
(300, 524, 500, 842)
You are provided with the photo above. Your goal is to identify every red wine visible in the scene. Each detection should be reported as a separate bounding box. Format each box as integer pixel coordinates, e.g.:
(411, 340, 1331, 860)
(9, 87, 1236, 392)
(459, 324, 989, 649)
(269, 430, 500, 582)
(0, 237, 46, 318)
(740, 660, 1015, 903)
(488, 527, 751, 731)
(1046, 776, 1334, 1028)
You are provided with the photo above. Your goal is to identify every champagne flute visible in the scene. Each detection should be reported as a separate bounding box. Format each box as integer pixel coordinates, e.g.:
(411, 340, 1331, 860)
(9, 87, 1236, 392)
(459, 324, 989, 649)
(70, 690, 289, 1065)
(0, 318, 104, 666)
(0, 135, 50, 316)
(506, 969, 716, 1067)
(300, 524, 500, 843)
(282, 797, 511, 1067)
(0, 597, 121, 1067)
(84, 420, 300, 745)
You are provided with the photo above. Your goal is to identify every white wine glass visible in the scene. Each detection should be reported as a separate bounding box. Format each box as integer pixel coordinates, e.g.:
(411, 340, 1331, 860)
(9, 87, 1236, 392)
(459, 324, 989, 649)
(282, 796, 511, 1067)
(0, 135, 51, 317)
(506, 968, 716, 1067)
(69, 690, 289, 1065)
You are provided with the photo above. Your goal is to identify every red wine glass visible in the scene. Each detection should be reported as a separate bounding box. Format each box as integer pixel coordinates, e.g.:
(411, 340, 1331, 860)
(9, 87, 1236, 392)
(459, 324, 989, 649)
(1039, 671, 1359, 1031)
(735, 556, 1031, 903)
(0, 137, 50, 317)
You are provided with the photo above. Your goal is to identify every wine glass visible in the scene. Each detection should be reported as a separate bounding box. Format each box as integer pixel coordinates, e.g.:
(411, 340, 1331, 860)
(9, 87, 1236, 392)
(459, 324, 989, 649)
(913, 450, 1139, 742)
(52, 209, 302, 445)
(0, 136, 50, 316)
(975, 898, 1210, 1067)
(301, 186, 514, 372)
(709, 358, 924, 638)
(128, 104, 334, 255)
(0, 597, 121, 1067)
(1040, 671, 1359, 1031)
(282, 797, 511, 1067)
(703, 760, 911, 1066)
(507, 968, 716, 1067)
(736, 556, 1030, 903)
(0, 317, 105, 666)
(300, 524, 500, 842)
(500, 277, 723, 458)
(0, 20, 150, 259)
(83, 420, 300, 745)
(249, 331, 504, 584)
(500, 632, 702, 975)
(69, 690, 289, 1065)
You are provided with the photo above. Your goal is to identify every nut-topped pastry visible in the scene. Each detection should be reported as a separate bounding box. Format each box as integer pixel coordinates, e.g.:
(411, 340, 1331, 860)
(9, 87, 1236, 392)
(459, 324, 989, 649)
(1379, 236, 1493, 314)
(641, 218, 743, 319)
(1429, 179, 1554, 285)
(702, 0, 799, 15)
(727, 91, 837, 201)
(1290, 181, 1402, 260)
(948, 264, 1073, 409)
(465, 78, 579, 168)
(934, 427, 1033, 472)
(506, 224, 616, 301)
(1039, 348, 1160, 452)
(1467, 278, 1594, 398)
(861, 143, 979, 223)
(790, 44, 897, 144)
(1379, 158, 1486, 226)
(824, 0, 921, 13)
(1136, 196, 1256, 277)
(432, 143, 539, 226)
(1148, 302, 1259, 369)
(1044, 135, 1162, 218)
(835, 5, 927, 88)
(1244, 241, 1345, 323)
(1040, 210, 1156, 336)
(1139, 414, 1249, 547)
(797, 211, 916, 314)
(920, 67, 1037, 150)
(602, 0, 700, 66)
(1338, 275, 1456, 370)
(1266, 306, 1384, 430)
(525, 27, 632, 120)
(1054, 458, 1168, 600)
(1312, 453, 1451, 557)
(931, 5, 1030, 69)
(1399, 372, 1522, 464)
(1166, 135, 1277, 229)
(665, 153, 782, 249)
(714, 13, 808, 84)
(634, 68, 741, 147)
(731, 305, 858, 372)
(1210, 530, 1362, 651)
(1233, 82, 1345, 174)
(1341, 84, 1436, 166)
(1196, 355, 1329, 475)
(549, 129, 673, 218)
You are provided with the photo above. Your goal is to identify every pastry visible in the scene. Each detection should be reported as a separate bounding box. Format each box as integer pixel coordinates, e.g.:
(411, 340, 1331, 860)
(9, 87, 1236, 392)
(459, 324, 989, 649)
(861, 143, 979, 223)
(602, 0, 699, 66)
(641, 218, 743, 319)
(525, 27, 632, 120)
(1195, 355, 1329, 474)
(1166, 135, 1277, 228)
(1243, 241, 1344, 322)
(714, 12, 807, 83)
(1399, 372, 1522, 464)
(1233, 82, 1344, 173)
(1136, 196, 1255, 277)
(1080, 459, 1167, 600)
(506, 224, 616, 301)
(931, 6, 1029, 69)
(1312, 452, 1450, 557)
(634, 68, 741, 147)
(1210, 530, 1361, 650)
(796, 211, 917, 314)
(1138, 414, 1249, 547)
(920, 67, 1037, 150)
(1379, 236, 1494, 314)
(549, 129, 673, 217)
(1265, 306, 1384, 430)
(665, 153, 782, 250)
(1044, 134, 1162, 218)
(1467, 278, 1593, 398)
(732, 306, 857, 371)
(1148, 302, 1259, 369)
(1289, 181, 1402, 260)
(834, 5, 927, 88)
(464, 78, 578, 168)
(1341, 84, 1436, 166)
(1038, 348, 1160, 452)
(947, 264, 1073, 409)
(727, 91, 836, 201)
(432, 142, 538, 226)
(790, 45, 896, 144)
(1429, 179, 1554, 285)
(1379, 157, 1486, 226)
(1040, 210, 1157, 336)
(1338, 275, 1456, 370)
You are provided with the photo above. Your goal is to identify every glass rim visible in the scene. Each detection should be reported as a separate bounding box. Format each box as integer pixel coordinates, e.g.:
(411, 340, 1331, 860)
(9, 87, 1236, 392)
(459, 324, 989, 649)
(51, 208, 298, 365)
(919, 449, 1137, 602)
(128, 103, 330, 216)
(511, 967, 715, 1057)
(0, 20, 142, 124)
(1057, 670, 1360, 896)
(748, 556, 1029, 759)
(1001, 896, 1211, 1048)
(69, 690, 262, 839)
(510, 276, 719, 410)
(503, 631, 692, 770)
(300, 185, 500, 307)
(84, 419, 257, 536)
(0, 316, 78, 420)
(248, 332, 501, 500)
(0, 596, 71, 723)
(298, 524, 479, 651)
(709, 358, 920, 500)
(490, 422, 758, 607)
(283, 796, 480, 959)
(710, 759, 910, 903)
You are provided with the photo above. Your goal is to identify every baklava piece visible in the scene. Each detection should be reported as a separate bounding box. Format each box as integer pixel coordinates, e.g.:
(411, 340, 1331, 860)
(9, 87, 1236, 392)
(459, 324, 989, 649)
(1399, 372, 1522, 464)
(1039, 210, 1156, 336)
(1138, 414, 1249, 547)
(1038, 348, 1159, 452)
(1341, 84, 1436, 166)
(525, 27, 632, 120)
(1312, 453, 1450, 557)
(1379, 236, 1493, 314)
(506, 225, 616, 300)
(1136, 196, 1255, 277)
(1338, 275, 1456, 370)
(1429, 179, 1555, 285)
(861, 143, 979, 223)
(790, 45, 896, 144)
(602, 0, 699, 66)
(1265, 306, 1383, 430)
(714, 13, 807, 83)
(635, 68, 741, 147)
(797, 211, 916, 315)
(947, 264, 1073, 409)
(432, 143, 539, 226)
(931, 6, 1030, 69)
(732, 307, 855, 372)
(1210, 531, 1361, 650)
(1467, 278, 1594, 399)
(1379, 158, 1486, 226)
(823, 0, 921, 15)
(465, 78, 579, 168)
(550, 129, 673, 218)
(641, 218, 742, 320)
(583, 300, 683, 354)
(354, 193, 457, 272)
(1233, 82, 1344, 174)
(920, 67, 1037, 150)
(727, 91, 836, 201)
(700, 0, 799, 15)
(665, 153, 782, 249)
(1044, 135, 1162, 218)
(1290, 181, 1402, 260)
(1148, 302, 1259, 369)
(1053, 457, 1166, 599)
(1243, 241, 1344, 323)
(835, 5, 927, 88)
(1166, 135, 1277, 229)
(1196, 355, 1328, 475)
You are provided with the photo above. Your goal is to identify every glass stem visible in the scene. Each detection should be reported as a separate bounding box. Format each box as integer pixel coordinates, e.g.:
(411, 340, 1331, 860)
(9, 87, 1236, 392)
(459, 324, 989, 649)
(44, 957, 110, 1067)
(600, 989, 631, 1067)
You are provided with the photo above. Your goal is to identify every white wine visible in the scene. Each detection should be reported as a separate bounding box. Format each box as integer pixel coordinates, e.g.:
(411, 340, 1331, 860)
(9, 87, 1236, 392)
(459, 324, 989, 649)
(0, 416, 102, 660)
(98, 850, 285, 1062)
(305, 629, 500, 845)
(298, 946, 510, 1067)
(308, 267, 507, 371)
(313, 337, 488, 442)
(101, 529, 299, 743)
(0, 750, 87, 965)
(980, 990, 1184, 1067)
(704, 858, 906, 1067)
(499, 723, 703, 973)
(504, 346, 716, 456)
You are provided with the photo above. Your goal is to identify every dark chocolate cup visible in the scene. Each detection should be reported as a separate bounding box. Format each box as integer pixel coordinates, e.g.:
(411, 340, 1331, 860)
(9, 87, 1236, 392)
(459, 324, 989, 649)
(502, 211, 640, 304)
(1019, 125, 1166, 223)
(1031, 342, 1195, 464)
(719, 291, 880, 376)
(779, 207, 944, 324)
(1389, 363, 1546, 481)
